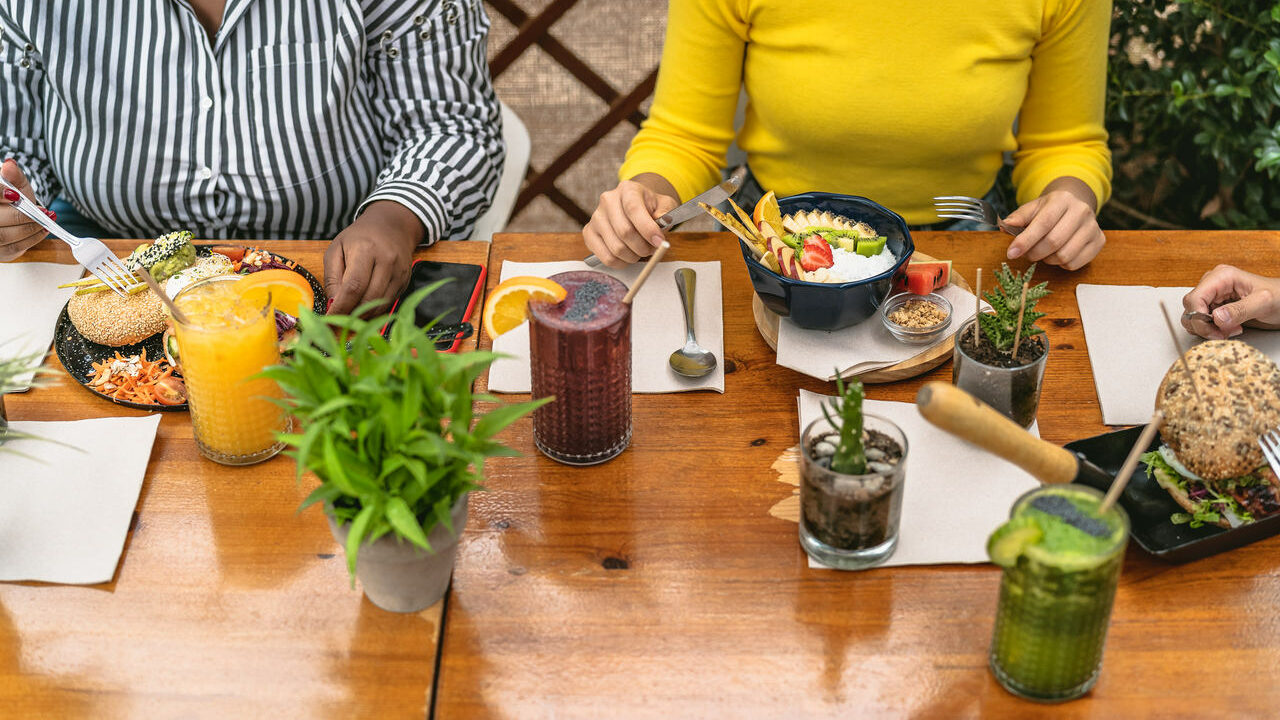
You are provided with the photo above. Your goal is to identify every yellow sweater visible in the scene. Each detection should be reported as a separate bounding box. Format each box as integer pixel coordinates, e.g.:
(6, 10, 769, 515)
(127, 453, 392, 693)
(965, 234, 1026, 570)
(620, 0, 1113, 225)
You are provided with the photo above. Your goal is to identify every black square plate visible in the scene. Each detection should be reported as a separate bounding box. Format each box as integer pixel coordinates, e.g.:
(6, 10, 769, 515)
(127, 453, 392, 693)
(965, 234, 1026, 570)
(1065, 426, 1280, 562)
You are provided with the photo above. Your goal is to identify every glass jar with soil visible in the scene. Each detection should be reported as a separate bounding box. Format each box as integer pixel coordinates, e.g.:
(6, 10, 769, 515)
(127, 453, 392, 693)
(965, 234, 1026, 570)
(799, 414, 908, 569)
(952, 316, 1048, 429)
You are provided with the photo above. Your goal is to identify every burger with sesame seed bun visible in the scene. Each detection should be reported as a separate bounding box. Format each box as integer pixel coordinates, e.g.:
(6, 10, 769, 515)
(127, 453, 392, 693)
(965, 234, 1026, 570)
(1142, 340, 1280, 529)
(67, 287, 168, 347)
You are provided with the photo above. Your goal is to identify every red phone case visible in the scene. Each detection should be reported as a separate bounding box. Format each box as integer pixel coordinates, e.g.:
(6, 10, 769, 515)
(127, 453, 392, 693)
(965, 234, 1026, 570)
(383, 260, 487, 353)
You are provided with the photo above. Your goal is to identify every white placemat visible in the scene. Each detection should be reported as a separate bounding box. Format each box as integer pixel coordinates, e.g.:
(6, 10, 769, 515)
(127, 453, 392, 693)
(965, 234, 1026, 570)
(1076, 284, 1280, 426)
(777, 283, 985, 381)
(488, 261, 724, 394)
(0, 415, 161, 584)
(0, 261, 85, 389)
(798, 390, 1039, 568)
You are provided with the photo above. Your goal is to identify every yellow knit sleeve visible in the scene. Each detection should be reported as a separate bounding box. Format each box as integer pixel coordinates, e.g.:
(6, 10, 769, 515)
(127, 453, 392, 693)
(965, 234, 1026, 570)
(617, 0, 747, 202)
(1011, 0, 1113, 208)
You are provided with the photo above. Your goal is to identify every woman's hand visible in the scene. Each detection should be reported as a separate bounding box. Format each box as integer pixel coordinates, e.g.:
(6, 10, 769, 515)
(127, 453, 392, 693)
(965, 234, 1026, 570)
(583, 173, 680, 268)
(1002, 177, 1105, 271)
(0, 159, 54, 262)
(324, 201, 423, 316)
(1181, 264, 1280, 339)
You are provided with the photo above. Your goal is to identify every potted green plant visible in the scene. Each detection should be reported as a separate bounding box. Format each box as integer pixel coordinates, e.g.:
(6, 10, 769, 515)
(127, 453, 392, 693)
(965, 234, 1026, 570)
(799, 373, 908, 570)
(1, 349, 53, 448)
(263, 283, 550, 612)
(952, 263, 1050, 429)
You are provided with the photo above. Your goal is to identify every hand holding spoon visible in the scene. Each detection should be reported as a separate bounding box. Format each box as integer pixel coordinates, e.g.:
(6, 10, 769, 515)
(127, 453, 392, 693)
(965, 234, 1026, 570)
(669, 267, 717, 378)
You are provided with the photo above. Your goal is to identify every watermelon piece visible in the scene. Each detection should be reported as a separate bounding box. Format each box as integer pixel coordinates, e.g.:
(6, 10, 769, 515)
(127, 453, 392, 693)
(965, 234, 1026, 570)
(892, 258, 952, 295)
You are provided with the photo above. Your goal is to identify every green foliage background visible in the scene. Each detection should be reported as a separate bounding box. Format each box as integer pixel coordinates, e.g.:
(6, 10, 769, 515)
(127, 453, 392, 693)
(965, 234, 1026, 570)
(1105, 1, 1280, 229)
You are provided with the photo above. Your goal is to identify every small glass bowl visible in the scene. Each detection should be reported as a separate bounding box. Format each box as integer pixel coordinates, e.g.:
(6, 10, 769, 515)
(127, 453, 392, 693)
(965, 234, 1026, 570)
(880, 292, 952, 345)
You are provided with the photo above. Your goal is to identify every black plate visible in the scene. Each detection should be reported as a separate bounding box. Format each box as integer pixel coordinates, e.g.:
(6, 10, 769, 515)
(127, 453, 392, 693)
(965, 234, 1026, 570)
(1064, 426, 1280, 562)
(54, 245, 326, 412)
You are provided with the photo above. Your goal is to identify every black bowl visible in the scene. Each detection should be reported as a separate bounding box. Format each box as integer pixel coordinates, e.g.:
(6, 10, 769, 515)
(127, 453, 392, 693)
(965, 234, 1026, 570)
(739, 192, 914, 331)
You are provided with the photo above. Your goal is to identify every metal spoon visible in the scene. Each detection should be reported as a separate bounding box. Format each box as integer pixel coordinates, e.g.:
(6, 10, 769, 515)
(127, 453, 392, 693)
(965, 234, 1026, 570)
(669, 268, 717, 378)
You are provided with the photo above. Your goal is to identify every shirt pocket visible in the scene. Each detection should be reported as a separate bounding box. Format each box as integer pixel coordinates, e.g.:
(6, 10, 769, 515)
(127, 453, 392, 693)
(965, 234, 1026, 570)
(245, 40, 360, 192)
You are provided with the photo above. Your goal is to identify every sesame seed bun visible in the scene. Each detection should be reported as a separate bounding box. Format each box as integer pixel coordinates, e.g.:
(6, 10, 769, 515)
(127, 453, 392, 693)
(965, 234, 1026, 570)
(67, 288, 168, 347)
(1155, 340, 1280, 481)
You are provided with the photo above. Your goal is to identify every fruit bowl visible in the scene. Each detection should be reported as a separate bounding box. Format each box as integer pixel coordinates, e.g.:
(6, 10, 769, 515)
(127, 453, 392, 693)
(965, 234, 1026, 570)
(739, 192, 914, 331)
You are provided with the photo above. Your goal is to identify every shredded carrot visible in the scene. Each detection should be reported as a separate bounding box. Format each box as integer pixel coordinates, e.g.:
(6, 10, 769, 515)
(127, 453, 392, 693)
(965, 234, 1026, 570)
(84, 349, 175, 404)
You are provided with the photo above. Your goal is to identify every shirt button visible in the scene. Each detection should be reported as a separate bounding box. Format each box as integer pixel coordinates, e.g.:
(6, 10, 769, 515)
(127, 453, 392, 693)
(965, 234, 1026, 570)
(200, 97, 214, 111)
(199, 167, 213, 180)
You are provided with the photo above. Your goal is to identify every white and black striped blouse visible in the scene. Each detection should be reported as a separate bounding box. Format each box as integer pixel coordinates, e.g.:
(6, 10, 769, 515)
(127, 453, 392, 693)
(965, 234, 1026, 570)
(0, 0, 503, 242)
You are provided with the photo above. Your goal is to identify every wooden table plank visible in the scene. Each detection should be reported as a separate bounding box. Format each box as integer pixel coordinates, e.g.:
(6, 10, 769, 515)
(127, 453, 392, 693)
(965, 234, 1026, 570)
(1, 238, 489, 718)
(437, 230, 1280, 718)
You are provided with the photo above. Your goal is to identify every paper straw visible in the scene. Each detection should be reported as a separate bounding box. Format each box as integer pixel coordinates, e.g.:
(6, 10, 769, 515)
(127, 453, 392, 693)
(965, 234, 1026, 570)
(622, 241, 670, 304)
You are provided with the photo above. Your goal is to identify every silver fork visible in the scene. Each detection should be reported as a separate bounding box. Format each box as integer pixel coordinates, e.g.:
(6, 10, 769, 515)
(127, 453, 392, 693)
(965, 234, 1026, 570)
(0, 176, 133, 296)
(1258, 429, 1280, 477)
(933, 195, 1018, 234)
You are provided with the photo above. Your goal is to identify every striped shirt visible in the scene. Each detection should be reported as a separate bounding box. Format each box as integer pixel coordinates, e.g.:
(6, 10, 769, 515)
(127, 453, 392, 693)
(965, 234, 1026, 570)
(0, 0, 503, 242)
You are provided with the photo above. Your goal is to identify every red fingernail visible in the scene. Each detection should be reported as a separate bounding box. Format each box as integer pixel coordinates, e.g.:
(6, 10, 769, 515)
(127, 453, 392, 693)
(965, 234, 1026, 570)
(3, 189, 18, 202)
(325, 298, 334, 313)
(45, 209, 56, 221)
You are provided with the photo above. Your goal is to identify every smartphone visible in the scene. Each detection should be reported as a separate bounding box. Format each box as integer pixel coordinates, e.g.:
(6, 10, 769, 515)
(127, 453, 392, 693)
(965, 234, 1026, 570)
(384, 260, 487, 352)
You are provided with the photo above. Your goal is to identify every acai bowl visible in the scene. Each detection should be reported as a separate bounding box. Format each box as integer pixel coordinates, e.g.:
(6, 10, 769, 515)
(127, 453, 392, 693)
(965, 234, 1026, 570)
(734, 192, 913, 331)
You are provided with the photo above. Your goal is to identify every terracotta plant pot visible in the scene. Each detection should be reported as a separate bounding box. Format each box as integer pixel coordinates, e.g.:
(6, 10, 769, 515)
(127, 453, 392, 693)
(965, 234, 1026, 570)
(327, 495, 469, 613)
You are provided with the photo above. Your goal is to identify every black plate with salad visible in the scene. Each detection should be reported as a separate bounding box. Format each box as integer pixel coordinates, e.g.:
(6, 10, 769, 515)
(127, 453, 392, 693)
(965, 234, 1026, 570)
(54, 242, 326, 412)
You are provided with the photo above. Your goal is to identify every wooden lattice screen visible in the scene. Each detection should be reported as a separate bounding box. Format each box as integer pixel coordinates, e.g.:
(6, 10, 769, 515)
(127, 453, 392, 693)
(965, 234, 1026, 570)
(486, 0, 660, 226)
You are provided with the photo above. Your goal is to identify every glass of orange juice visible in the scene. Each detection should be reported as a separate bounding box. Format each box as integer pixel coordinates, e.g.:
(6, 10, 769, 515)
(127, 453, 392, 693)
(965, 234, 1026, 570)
(172, 275, 289, 465)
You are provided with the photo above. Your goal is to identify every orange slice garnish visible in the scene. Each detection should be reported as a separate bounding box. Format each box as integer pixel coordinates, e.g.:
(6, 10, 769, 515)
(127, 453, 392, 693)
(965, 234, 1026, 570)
(482, 276, 568, 339)
(753, 190, 783, 238)
(234, 269, 315, 316)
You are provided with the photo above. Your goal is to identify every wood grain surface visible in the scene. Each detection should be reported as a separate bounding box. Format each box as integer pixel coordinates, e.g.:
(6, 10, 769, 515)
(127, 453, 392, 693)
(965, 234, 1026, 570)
(436, 230, 1280, 719)
(1, 238, 489, 718)
(750, 252, 973, 383)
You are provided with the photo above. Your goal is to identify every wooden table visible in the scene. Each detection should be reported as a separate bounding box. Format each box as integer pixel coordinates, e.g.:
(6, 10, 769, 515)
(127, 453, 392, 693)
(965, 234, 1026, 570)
(435, 230, 1280, 718)
(1, 238, 488, 718)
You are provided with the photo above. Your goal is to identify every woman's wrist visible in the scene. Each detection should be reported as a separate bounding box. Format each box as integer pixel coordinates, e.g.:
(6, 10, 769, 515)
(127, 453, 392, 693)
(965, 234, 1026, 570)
(628, 173, 681, 204)
(1041, 176, 1098, 212)
(357, 200, 426, 250)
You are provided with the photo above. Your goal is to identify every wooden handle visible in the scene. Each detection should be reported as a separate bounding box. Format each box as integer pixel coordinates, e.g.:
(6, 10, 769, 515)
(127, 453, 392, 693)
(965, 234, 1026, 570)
(915, 382, 1078, 484)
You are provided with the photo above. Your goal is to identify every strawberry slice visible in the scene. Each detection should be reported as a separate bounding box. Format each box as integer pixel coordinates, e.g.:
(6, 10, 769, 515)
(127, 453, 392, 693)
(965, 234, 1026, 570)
(799, 236, 834, 272)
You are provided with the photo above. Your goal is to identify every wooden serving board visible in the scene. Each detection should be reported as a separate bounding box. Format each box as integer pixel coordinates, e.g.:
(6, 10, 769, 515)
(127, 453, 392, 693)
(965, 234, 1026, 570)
(752, 253, 972, 384)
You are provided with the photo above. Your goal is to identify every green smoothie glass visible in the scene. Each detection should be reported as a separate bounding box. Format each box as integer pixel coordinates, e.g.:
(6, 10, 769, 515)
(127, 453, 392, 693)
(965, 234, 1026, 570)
(986, 484, 1129, 702)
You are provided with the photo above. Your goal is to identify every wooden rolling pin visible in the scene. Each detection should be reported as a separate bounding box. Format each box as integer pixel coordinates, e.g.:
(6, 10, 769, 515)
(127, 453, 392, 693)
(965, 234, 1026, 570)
(915, 381, 1079, 484)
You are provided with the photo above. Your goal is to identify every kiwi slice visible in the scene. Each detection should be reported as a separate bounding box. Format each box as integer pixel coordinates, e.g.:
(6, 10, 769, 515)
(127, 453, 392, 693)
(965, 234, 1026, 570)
(856, 237, 886, 257)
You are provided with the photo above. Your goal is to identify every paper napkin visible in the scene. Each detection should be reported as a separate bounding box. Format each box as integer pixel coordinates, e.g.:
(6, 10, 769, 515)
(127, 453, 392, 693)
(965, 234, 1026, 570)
(0, 415, 161, 584)
(797, 390, 1039, 568)
(488, 261, 724, 394)
(0, 261, 86, 389)
(1076, 284, 1280, 426)
(777, 283, 985, 381)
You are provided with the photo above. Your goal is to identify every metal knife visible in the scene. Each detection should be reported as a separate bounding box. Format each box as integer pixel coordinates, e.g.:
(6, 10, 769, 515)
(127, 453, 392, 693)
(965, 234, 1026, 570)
(584, 165, 747, 267)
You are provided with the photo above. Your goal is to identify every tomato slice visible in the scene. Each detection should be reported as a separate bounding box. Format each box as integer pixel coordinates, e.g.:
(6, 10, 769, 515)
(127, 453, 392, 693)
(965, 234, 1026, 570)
(211, 245, 247, 263)
(152, 376, 187, 406)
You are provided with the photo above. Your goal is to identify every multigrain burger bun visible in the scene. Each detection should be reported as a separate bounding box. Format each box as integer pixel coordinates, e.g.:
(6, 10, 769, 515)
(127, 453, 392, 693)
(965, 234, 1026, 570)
(1156, 340, 1280, 480)
(67, 289, 168, 347)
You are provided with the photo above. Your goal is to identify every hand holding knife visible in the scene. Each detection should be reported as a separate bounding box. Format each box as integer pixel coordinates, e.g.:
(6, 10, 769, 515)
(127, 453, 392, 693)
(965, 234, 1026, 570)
(583, 166, 747, 268)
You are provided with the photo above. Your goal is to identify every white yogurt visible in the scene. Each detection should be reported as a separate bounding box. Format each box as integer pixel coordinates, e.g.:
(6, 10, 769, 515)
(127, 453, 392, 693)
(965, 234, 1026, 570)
(826, 246, 896, 283)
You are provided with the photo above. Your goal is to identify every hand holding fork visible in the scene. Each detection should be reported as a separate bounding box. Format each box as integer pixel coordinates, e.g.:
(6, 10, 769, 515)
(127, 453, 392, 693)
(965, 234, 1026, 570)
(0, 159, 57, 262)
(0, 159, 134, 295)
(934, 177, 1106, 271)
